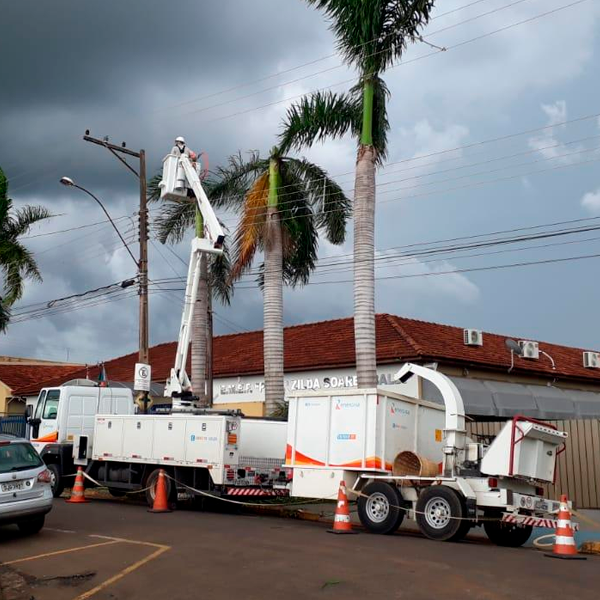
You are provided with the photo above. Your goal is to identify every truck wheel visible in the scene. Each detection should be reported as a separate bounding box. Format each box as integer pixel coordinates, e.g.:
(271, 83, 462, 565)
(47, 464, 64, 498)
(357, 482, 405, 535)
(484, 517, 532, 547)
(416, 486, 467, 542)
(144, 469, 175, 508)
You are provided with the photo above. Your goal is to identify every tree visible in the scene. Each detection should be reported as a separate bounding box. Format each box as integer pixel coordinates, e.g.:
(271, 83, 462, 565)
(211, 148, 350, 415)
(149, 175, 232, 406)
(281, 0, 435, 387)
(0, 167, 52, 333)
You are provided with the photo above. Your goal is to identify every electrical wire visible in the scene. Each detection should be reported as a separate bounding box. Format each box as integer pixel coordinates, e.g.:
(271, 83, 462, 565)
(201, 0, 590, 124)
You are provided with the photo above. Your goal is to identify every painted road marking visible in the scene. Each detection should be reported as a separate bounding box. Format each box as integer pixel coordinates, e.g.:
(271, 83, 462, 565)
(1, 533, 171, 600)
(1, 540, 120, 565)
(73, 545, 170, 600)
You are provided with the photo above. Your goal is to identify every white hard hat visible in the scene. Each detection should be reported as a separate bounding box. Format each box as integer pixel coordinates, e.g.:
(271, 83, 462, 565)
(175, 136, 185, 144)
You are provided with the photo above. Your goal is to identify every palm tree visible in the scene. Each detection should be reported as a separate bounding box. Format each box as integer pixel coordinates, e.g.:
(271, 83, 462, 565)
(149, 176, 232, 407)
(211, 148, 350, 415)
(280, 1, 435, 387)
(0, 167, 52, 333)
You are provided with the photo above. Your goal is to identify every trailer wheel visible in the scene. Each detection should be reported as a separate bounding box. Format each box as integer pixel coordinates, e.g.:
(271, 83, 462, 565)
(484, 516, 532, 547)
(357, 482, 405, 535)
(145, 469, 175, 508)
(416, 486, 467, 542)
(47, 464, 64, 498)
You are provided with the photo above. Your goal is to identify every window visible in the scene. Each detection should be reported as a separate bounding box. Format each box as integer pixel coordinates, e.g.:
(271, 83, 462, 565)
(42, 390, 60, 420)
(34, 391, 47, 419)
(0, 442, 43, 473)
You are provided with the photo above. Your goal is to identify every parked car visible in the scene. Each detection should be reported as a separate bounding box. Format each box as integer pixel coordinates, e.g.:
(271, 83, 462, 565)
(0, 434, 53, 534)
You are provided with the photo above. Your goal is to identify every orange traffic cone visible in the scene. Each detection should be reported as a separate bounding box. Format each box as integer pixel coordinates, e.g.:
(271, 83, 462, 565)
(328, 480, 357, 535)
(66, 466, 89, 504)
(545, 495, 586, 560)
(148, 469, 172, 513)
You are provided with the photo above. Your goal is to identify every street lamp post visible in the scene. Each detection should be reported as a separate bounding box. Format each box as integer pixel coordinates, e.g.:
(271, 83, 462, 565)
(60, 177, 138, 268)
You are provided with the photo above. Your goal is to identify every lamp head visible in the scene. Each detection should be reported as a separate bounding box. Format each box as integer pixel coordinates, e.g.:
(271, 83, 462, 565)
(60, 176, 75, 186)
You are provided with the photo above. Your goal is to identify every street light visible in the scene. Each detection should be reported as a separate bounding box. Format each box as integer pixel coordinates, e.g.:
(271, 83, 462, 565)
(60, 176, 138, 267)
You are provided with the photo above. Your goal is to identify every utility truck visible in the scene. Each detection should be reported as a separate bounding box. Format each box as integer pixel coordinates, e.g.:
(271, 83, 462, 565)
(286, 363, 568, 546)
(30, 145, 287, 504)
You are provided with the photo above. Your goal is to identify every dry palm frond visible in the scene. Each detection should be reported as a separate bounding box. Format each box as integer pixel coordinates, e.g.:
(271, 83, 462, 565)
(230, 172, 269, 281)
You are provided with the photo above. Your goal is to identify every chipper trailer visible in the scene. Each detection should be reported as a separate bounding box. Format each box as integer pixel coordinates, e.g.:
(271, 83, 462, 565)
(29, 143, 287, 504)
(286, 363, 568, 546)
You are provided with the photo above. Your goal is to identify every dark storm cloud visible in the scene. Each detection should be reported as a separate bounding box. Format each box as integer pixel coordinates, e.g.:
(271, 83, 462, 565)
(0, 0, 329, 200)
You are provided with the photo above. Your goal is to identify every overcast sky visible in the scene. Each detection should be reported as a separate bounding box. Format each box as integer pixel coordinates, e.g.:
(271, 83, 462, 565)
(2, 0, 600, 366)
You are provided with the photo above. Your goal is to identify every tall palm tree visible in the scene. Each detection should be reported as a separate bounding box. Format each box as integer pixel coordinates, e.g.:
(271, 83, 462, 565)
(0, 167, 52, 333)
(149, 176, 231, 406)
(280, 0, 435, 387)
(211, 148, 350, 415)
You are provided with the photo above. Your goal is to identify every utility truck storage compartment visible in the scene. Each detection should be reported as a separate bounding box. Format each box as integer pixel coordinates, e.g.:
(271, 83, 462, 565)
(93, 414, 241, 481)
(286, 388, 445, 498)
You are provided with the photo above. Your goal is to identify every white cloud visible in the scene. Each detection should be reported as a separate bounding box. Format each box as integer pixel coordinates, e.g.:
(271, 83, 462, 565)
(581, 187, 600, 214)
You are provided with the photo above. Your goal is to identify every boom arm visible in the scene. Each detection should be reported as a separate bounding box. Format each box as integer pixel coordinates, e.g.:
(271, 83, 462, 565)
(160, 152, 225, 409)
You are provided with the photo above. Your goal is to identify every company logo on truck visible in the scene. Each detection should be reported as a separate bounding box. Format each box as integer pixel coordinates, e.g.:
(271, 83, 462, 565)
(390, 405, 410, 416)
(334, 399, 361, 410)
(336, 433, 357, 440)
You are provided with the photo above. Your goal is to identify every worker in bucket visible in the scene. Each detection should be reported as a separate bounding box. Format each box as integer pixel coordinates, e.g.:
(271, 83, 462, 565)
(171, 136, 192, 158)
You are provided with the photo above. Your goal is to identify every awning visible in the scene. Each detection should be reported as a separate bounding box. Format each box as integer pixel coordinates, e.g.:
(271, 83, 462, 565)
(421, 376, 600, 420)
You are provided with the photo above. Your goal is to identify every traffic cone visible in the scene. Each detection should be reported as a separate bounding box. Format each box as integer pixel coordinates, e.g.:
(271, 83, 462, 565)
(328, 480, 357, 535)
(66, 466, 89, 504)
(545, 495, 586, 560)
(148, 469, 172, 513)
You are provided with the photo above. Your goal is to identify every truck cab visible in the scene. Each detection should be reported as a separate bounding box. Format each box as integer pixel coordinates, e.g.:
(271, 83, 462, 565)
(28, 383, 134, 497)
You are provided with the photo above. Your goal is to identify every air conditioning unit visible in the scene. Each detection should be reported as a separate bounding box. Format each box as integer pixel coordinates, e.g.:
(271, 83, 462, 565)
(583, 351, 600, 369)
(519, 340, 539, 360)
(463, 328, 483, 347)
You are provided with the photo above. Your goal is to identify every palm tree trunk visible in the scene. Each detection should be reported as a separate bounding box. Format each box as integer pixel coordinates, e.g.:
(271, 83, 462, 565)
(354, 79, 377, 387)
(191, 209, 208, 406)
(264, 158, 284, 415)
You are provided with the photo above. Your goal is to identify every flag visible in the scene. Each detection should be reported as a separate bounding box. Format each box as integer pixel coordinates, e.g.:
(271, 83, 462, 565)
(98, 363, 108, 387)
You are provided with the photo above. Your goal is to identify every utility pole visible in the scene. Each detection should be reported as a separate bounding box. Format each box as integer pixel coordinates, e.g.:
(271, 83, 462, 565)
(82, 132, 149, 364)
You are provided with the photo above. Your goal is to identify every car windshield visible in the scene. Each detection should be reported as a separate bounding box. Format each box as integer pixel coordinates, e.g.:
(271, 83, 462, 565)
(0, 442, 43, 474)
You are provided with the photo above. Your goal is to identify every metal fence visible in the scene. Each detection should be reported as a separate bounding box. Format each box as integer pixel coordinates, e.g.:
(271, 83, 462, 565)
(0, 414, 27, 438)
(467, 419, 600, 509)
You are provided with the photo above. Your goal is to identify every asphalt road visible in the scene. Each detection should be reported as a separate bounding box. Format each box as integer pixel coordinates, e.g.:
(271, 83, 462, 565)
(1, 498, 599, 600)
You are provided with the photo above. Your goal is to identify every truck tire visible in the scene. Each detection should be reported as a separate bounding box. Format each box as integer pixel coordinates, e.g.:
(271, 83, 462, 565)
(144, 469, 175, 509)
(416, 486, 468, 542)
(484, 517, 532, 547)
(108, 488, 127, 498)
(357, 482, 405, 535)
(47, 464, 64, 498)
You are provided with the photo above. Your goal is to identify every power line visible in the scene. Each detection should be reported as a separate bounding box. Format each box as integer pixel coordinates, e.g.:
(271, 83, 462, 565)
(201, 0, 590, 124)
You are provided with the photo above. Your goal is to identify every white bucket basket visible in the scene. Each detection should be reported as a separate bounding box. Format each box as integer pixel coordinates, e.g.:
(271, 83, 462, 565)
(160, 154, 188, 201)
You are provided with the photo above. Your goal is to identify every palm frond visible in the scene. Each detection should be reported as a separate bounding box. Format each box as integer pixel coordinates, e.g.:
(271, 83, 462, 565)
(210, 152, 270, 209)
(7, 205, 53, 238)
(279, 91, 360, 154)
(147, 172, 163, 203)
(284, 158, 351, 245)
(0, 241, 40, 304)
(209, 241, 233, 305)
(0, 300, 10, 334)
(154, 198, 196, 244)
(306, 0, 435, 74)
(230, 172, 270, 281)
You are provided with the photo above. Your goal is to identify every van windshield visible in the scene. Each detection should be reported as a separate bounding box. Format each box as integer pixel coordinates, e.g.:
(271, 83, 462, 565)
(0, 442, 43, 473)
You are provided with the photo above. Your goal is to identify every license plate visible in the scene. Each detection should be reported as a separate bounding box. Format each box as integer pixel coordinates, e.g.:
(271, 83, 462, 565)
(1, 481, 25, 492)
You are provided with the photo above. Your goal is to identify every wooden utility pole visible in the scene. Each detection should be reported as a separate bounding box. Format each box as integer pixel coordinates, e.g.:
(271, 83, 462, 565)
(83, 132, 149, 364)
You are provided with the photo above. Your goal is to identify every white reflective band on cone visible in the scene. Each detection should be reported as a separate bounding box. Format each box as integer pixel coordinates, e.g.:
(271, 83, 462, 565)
(334, 514, 351, 523)
(557, 520, 572, 528)
(554, 535, 576, 546)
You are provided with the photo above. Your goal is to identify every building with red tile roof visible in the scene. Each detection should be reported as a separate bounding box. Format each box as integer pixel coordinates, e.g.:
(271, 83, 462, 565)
(11, 314, 600, 417)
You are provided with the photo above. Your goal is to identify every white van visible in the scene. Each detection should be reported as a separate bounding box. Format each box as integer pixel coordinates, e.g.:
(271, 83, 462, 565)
(28, 383, 134, 496)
